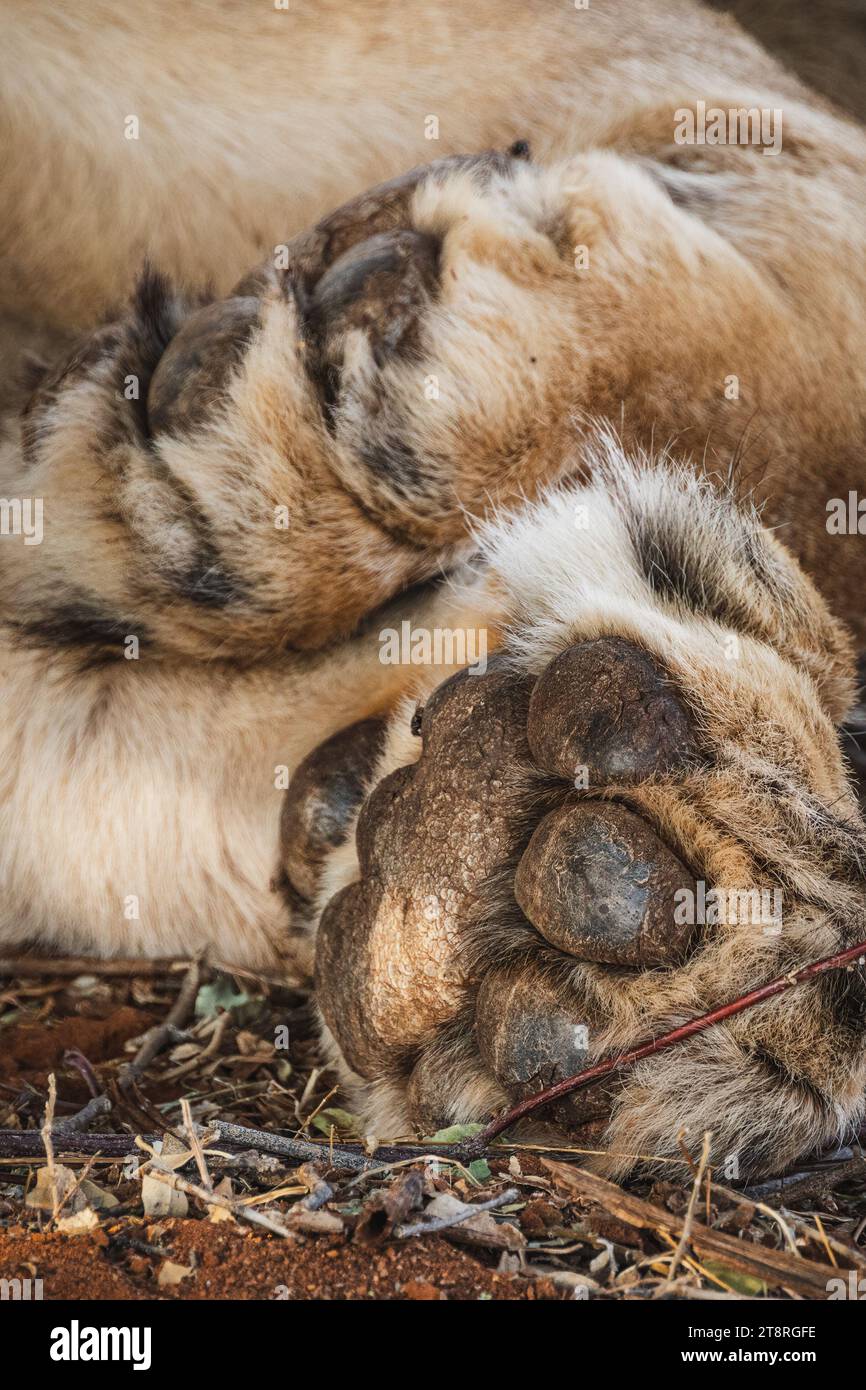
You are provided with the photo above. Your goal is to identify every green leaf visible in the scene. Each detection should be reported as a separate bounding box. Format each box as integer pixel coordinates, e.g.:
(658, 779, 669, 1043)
(702, 1261, 767, 1296)
(468, 1159, 492, 1183)
(194, 979, 250, 1020)
(422, 1123, 484, 1144)
(310, 1107, 365, 1139)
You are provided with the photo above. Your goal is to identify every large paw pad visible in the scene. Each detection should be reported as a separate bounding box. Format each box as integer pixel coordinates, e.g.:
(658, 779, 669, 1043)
(316, 636, 704, 1113)
(527, 636, 697, 783)
(514, 801, 697, 967)
(315, 662, 535, 1075)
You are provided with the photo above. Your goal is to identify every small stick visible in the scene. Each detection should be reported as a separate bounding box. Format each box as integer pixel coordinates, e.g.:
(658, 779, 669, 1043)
(55, 1149, 106, 1217)
(467, 939, 866, 1154)
(180, 1098, 212, 1192)
(0, 1132, 151, 1159)
(708, 1176, 798, 1255)
(119, 957, 201, 1093)
(209, 1120, 489, 1172)
(141, 1159, 295, 1239)
(780, 1206, 866, 1271)
(664, 1130, 712, 1288)
(0, 954, 292, 986)
(812, 1213, 838, 1270)
(0, 1123, 475, 1169)
(41, 1074, 60, 1223)
(162, 1011, 230, 1082)
(541, 1158, 842, 1298)
(53, 1094, 112, 1134)
(63, 1049, 101, 1099)
(210, 1120, 379, 1172)
(296, 1085, 338, 1138)
(396, 1188, 519, 1240)
(0, 956, 192, 978)
(297, 1164, 336, 1212)
(119, 1077, 185, 1143)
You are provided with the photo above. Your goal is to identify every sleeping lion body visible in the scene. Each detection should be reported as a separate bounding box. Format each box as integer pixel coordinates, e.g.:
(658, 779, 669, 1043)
(1, 0, 865, 1176)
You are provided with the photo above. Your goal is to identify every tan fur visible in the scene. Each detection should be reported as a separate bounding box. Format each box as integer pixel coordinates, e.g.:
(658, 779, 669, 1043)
(1, 0, 865, 1174)
(319, 442, 866, 1174)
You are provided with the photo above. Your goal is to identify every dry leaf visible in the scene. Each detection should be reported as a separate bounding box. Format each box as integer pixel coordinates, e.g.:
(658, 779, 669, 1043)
(422, 1193, 526, 1251)
(142, 1174, 188, 1217)
(26, 1164, 78, 1211)
(157, 1259, 195, 1288)
(208, 1175, 236, 1223)
(154, 1135, 196, 1171)
(356, 1172, 424, 1247)
(56, 1207, 100, 1235)
(79, 1178, 119, 1211)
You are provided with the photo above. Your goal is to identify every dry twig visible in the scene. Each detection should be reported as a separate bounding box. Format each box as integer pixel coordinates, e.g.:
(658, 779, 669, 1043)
(663, 1130, 712, 1289)
(40, 1074, 59, 1223)
(469, 939, 866, 1152)
(396, 1187, 519, 1240)
(541, 1158, 847, 1298)
(0, 956, 193, 978)
(119, 957, 202, 1093)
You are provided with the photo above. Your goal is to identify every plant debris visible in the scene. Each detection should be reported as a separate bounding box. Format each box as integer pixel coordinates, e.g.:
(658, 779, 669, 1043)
(1, 955, 864, 1300)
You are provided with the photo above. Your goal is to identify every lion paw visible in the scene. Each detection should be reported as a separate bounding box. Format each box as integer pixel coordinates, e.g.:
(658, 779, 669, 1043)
(315, 463, 866, 1178)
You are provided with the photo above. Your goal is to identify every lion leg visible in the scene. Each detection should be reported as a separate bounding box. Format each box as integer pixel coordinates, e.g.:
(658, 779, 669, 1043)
(313, 435, 866, 1177)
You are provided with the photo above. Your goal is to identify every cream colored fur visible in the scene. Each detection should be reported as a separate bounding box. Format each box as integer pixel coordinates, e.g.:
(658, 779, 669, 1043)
(1, 0, 865, 1174)
(318, 439, 866, 1172)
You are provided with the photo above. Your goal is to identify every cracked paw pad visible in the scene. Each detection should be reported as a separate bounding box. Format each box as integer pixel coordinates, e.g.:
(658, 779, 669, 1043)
(514, 801, 697, 967)
(526, 636, 697, 785)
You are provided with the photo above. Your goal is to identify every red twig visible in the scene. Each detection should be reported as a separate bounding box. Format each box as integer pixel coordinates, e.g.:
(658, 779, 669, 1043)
(466, 938, 866, 1155)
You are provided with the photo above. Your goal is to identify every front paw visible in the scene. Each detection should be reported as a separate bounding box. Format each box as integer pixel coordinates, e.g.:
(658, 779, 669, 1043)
(315, 463, 866, 1178)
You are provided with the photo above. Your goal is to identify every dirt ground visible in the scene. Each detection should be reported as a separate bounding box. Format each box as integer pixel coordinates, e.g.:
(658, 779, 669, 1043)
(1, 958, 865, 1301)
(0, 1220, 557, 1300)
